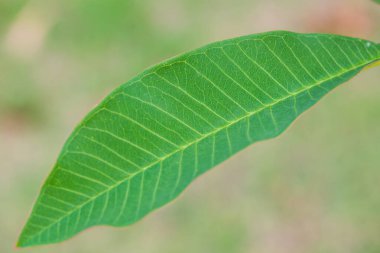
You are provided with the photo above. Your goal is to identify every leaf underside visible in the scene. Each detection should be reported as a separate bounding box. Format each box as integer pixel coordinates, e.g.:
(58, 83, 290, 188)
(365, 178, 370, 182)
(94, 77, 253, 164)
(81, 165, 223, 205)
(19, 31, 380, 247)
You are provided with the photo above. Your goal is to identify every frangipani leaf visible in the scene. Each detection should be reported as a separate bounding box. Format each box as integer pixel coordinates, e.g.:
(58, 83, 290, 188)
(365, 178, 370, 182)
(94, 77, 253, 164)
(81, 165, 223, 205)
(19, 31, 380, 247)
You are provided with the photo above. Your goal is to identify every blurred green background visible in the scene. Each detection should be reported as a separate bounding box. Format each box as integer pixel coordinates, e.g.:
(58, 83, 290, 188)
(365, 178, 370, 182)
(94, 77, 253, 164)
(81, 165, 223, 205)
(1, 0, 379, 252)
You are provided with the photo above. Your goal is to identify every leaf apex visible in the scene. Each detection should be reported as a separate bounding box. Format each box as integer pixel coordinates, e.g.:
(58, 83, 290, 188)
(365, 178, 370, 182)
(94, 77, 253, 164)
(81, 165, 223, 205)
(17, 224, 37, 248)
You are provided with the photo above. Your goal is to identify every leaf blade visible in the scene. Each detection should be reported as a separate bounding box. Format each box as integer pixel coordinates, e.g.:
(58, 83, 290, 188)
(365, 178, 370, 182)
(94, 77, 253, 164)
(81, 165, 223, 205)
(18, 31, 380, 247)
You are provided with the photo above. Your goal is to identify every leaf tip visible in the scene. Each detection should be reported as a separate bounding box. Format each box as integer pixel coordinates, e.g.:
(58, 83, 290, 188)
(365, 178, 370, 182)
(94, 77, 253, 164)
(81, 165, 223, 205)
(17, 224, 37, 248)
(16, 241, 23, 248)
(16, 239, 27, 248)
(17, 234, 29, 248)
(17, 237, 37, 248)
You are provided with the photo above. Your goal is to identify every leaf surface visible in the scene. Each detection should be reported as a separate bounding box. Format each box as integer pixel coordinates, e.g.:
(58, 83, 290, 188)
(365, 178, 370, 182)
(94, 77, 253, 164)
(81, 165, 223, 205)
(18, 31, 380, 247)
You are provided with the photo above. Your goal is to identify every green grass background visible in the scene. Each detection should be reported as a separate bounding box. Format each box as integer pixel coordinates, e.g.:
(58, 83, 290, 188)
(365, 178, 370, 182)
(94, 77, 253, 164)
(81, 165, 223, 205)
(1, 0, 379, 252)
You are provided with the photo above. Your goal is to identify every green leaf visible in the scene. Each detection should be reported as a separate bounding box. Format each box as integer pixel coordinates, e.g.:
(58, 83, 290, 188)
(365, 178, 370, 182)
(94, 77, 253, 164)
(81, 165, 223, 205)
(18, 31, 380, 247)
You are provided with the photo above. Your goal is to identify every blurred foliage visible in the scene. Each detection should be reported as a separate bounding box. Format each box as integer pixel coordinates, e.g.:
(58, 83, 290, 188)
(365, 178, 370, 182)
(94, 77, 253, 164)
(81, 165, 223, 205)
(0, 0, 379, 252)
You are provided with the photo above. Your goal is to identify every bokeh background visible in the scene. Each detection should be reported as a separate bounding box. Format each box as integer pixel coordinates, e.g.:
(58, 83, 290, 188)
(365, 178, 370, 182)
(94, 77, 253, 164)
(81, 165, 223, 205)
(1, 0, 380, 252)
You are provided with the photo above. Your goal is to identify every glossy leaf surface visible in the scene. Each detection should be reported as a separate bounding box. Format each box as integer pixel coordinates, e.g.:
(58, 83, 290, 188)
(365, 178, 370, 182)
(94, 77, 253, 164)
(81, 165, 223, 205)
(19, 31, 380, 247)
